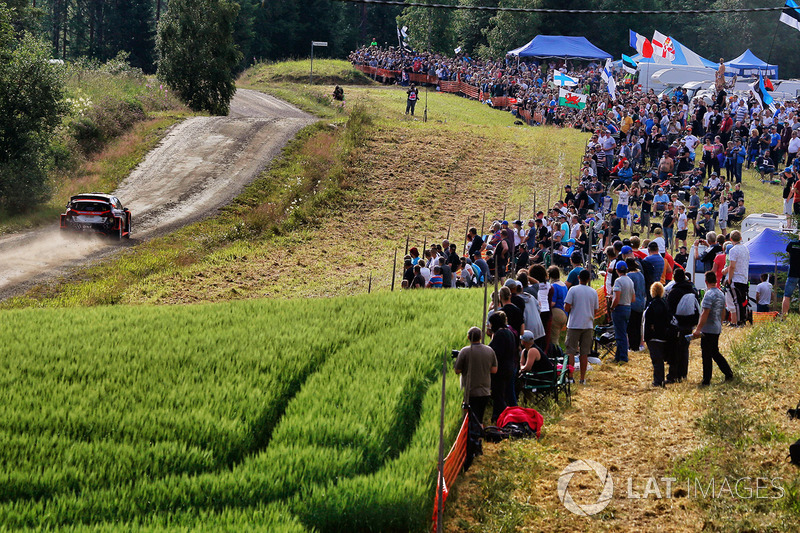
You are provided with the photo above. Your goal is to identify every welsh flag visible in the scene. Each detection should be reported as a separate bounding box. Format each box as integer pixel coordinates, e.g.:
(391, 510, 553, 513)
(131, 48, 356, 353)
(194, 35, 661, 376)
(559, 88, 587, 109)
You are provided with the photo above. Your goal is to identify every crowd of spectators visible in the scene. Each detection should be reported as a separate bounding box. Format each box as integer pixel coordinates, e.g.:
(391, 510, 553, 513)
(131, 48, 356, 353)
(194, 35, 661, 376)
(373, 44, 800, 422)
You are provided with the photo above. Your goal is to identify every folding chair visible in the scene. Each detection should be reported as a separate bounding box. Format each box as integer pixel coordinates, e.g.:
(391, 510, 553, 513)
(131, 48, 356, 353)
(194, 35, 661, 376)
(518, 346, 571, 405)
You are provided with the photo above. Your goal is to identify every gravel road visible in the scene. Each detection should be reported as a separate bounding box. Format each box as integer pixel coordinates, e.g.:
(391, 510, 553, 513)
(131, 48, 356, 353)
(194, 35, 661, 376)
(0, 89, 315, 301)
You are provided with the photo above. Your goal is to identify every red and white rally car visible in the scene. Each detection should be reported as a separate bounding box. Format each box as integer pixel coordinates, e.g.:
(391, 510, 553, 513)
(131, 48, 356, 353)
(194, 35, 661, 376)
(60, 193, 131, 239)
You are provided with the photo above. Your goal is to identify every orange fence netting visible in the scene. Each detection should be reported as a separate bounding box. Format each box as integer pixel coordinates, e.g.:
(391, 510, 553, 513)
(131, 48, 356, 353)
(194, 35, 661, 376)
(753, 311, 779, 324)
(431, 413, 468, 532)
(595, 286, 607, 320)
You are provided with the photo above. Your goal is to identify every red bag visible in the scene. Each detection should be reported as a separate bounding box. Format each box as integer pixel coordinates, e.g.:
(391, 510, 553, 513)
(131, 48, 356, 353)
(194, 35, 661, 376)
(496, 406, 544, 439)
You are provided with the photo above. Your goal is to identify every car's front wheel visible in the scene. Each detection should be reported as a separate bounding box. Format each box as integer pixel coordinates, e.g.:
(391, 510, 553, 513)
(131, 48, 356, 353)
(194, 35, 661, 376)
(124, 213, 131, 239)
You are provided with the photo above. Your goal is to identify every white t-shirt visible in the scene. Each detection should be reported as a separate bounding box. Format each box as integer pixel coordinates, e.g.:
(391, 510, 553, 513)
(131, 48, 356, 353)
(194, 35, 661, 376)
(728, 243, 750, 284)
(565, 284, 599, 330)
(789, 137, 800, 154)
(677, 213, 688, 231)
(755, 281, 772, 305)
(653, 236, 666, 254)
(618, 191, 630, 206)
(420, 266, 431, 285)
(684, 134, 699, 151)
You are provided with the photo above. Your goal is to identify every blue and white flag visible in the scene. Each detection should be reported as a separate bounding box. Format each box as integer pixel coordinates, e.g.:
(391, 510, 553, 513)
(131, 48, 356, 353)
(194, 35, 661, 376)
(601, 59, 617, 101)
(454, 46, 462, 54)
(553, 71, 579, 87)
(781, 0, 800, 31)
(751, 74, 775, 111)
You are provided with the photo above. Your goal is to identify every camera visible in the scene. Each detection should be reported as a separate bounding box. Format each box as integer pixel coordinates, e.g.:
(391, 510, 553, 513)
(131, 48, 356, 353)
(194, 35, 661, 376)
(451, 349, 460, 359)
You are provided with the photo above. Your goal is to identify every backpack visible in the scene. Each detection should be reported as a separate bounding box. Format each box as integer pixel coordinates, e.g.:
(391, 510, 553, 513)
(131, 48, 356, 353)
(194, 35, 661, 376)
(672, 291, 701, 330)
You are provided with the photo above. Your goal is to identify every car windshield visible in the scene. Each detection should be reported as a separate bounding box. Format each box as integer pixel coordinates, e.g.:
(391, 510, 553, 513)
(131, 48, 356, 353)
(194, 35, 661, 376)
(73, 201, 110, 213)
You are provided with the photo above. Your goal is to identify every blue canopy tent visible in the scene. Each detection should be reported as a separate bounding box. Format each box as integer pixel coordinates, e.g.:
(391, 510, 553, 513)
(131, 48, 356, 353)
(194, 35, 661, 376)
(745, 228, 790, 280)
(724, 49, 778, 79)
(507, 35, 611, 60)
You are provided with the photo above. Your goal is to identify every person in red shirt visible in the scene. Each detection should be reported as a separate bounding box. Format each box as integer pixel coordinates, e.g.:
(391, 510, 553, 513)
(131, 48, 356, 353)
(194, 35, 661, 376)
(631, 236, 647, 260)
(663, 251, 675, 282)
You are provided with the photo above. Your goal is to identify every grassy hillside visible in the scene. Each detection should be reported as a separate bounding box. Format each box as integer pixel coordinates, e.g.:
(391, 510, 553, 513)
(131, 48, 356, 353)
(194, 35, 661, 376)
(240, 59, 373, 86)
(0, 289, 481, 530)
(5, 68, 587, 309)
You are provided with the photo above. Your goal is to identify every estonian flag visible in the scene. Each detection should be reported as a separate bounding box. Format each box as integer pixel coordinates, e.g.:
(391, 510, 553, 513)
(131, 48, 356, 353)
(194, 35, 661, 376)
(621, 54, 638, 75)
(781, 0, 800, 32)
(750, 74, 775, 111)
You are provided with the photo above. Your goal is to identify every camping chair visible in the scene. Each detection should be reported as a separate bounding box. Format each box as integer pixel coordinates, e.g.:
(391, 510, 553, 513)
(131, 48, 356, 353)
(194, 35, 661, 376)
(519, 345, 572, 405)
(590, 324, 616, 360)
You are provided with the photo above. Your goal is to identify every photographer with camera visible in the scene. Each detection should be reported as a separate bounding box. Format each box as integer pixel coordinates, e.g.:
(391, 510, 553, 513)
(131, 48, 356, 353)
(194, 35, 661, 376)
(454, 327, 498, 424)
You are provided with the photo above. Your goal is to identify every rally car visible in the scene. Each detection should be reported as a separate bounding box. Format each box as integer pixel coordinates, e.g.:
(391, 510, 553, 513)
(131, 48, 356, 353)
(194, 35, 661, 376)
(60, 193, 131, 239)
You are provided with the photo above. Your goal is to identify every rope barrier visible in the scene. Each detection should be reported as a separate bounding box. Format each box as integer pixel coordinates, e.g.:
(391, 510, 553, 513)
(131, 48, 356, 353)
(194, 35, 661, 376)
(333, 0, 786, 15)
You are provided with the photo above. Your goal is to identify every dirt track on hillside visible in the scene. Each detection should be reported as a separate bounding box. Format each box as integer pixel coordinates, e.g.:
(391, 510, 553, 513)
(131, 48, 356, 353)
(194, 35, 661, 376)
(0, 89, 315, 301)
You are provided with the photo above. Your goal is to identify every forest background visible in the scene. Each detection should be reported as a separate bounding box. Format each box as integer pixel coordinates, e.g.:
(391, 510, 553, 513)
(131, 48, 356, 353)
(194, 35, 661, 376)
(6, 0, 800, 78)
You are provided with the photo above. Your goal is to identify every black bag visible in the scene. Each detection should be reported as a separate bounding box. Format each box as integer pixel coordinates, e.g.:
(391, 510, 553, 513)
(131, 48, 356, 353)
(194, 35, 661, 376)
(789, 400, 800, 420)
(463, 407, 483, 471)
(790, 439, 800, 467)
(483, 425, 511, 443)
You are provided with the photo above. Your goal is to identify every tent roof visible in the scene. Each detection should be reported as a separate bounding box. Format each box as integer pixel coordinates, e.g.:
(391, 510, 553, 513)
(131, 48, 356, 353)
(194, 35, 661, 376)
(507, 35, 612, 60)
(725, 49, 776, 70)
(745, 228, 791, 276)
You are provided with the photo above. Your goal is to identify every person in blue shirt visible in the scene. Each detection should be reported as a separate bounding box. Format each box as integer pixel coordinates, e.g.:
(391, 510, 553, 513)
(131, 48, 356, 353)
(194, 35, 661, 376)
(653, 188, 669, 213)
(642, 242, 665, 300)
(617, 160, 634, 184)
(733, 140, 745, 184)
(770, 126, 782, 167)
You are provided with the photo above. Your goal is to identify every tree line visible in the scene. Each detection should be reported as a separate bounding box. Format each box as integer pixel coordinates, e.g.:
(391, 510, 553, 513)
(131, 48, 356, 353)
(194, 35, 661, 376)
(401, 0, 800, 78)
(8, 0, 799, 76)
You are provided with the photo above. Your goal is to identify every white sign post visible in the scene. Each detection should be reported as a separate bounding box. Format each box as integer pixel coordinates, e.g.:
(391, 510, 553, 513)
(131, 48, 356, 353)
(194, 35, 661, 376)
(310, 41, 328, 84)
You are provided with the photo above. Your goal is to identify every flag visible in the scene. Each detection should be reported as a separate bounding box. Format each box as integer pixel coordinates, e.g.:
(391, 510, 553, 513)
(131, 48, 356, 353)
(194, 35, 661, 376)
(652, 30, 675, 63)
(397, 25, 412, 53)
(781, 0, 800, 32)
(553, 71, 579, 87)
(601, 59, 617, 101)
(628, 30, 653, 58)
(621, 54, 638, 75)
(454, 46, 462, 54)
(751, 74, 775, 111)
(559, 88, 587, 109)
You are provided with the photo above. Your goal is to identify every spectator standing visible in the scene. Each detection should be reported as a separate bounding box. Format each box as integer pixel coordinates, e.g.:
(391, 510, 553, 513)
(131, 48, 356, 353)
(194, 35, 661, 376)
(643, 282, 671, 387)
(781, 236, 800, 315)
(626, 258, 647, 352)
(692, 271, 735, 386)
(665, 269, 697, 383)
(564, 269, 599, 384)
(454, 327, 498, 422)
(611, 261, 635, 363)
(406, 84, 419, 115)
(487, 311, 518, 422)
(755, 273, 772, 312)
(548, 266, 568, 344)
(723, 230, 750, 326)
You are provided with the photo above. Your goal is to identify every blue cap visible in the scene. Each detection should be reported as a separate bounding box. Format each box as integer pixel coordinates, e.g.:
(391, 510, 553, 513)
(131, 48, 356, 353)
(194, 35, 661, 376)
(502, 220, 509, 225)
(785, 167, 793, 173)
(621, 245, 633, 254)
